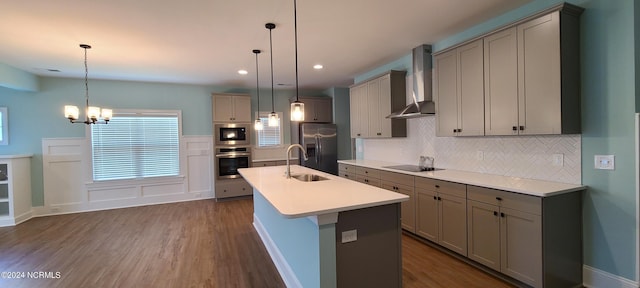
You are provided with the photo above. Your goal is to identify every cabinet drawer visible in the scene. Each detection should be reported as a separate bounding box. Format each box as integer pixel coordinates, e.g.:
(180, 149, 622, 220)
(380, 170, 414, 185)
(339, 171, 355, 180)
(253, 161, 276, 167)
(339, 163, 356, 173)
(356, 167, 381, 178)
(415, 177, 466, 198)
(380, 180, 414, 194)
(467, 185, 541, 215)
(275, 160, 287, 166)
(356, 175, 380, 187)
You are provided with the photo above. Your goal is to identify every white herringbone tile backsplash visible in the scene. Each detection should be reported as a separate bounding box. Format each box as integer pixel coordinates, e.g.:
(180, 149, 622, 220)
(360, 117, 581, 184)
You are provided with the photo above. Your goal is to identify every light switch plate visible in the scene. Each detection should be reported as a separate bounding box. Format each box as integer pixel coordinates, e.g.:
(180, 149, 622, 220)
(594, 155, 615, 170)
(341, 229, 357, 243)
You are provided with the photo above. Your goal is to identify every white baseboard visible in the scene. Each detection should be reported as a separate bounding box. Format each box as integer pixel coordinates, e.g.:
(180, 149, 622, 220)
(583, 265, 639, 288)
(253, 214, 302, 288)
(31, 193, 214, 218)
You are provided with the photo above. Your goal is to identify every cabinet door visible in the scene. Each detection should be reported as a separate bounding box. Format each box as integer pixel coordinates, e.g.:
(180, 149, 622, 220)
(233, 96, 252, 122)
(213, 95, 234, 122)
(381, 181, 415, 232)
(416, 189, 438, 242)
(517, 12, 561, 135)
(484, 27, 519, 136)
(467, 200, 500, 271)
(457, 40, 485, 136)
(434, 49, 458, 136)
(308, 98, 333, 123)
(367, 77, 383, 137)
(375, 74, 392, 137)
(349, 84, 368, 137)
(438, 194, 467, 256)
(500, 207, 542, 287)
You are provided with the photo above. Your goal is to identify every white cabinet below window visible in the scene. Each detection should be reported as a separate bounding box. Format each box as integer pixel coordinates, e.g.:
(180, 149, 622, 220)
(0, 155, 32, 227)
(212, 93, 251, 123)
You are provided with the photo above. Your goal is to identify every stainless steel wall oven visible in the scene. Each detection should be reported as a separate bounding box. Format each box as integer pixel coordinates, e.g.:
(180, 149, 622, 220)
(214, 146, 251, 180)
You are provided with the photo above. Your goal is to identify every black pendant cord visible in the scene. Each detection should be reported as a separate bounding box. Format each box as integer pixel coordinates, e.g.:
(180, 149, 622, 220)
(83, 45, 90, 121)
(253, 50, 261, 113)
(294, 0, 299, 102)
(267, 23, 276, 114)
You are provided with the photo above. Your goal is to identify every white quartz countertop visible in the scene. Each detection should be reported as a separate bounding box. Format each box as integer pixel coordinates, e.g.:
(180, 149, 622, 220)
(238, 165, 408, 218)
(338, 159, 585, 197)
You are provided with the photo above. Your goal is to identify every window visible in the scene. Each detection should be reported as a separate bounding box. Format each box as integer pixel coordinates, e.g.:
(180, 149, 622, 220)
(255, 112, 283, 147)
(0, 107, 7, 145)
(90, 110, 181, 181)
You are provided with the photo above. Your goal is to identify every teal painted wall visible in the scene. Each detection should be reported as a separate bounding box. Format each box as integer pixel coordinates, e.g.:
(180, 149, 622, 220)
(0, 63, 38, 92)
(359, 0, 638, 281)
(253, 191, 324, 288)
(0, 76, 216, 206)
(324, 87, 352, 160)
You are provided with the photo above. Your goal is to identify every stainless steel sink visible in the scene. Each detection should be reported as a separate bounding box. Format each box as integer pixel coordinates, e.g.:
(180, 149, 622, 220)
(291, 174, 329, 182)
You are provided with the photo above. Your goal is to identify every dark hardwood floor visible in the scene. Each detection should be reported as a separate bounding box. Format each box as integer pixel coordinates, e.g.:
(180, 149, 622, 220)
(0, 198, 513, 288)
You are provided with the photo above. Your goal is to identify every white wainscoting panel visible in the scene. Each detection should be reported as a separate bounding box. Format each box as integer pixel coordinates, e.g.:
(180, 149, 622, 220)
(184, 136, 214, 197)
(37, 136, 214, 217)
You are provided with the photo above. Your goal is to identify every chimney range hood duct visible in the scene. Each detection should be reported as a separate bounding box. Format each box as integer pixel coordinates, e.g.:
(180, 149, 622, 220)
(386, 44, 435, 119)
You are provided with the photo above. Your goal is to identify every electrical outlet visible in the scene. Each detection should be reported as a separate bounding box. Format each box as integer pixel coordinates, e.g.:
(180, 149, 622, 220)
(552, 154, 564, 167)
(594, 155, 615, 170)
(341, 229, 357, 243)
(476, 151, 484, 161)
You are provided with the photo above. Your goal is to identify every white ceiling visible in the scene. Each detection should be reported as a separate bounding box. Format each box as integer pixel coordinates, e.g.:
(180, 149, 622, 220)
(0, 0, 530, 90)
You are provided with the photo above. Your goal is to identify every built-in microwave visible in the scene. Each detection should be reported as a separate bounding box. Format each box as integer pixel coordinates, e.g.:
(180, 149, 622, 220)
(215, 123, 250, 146)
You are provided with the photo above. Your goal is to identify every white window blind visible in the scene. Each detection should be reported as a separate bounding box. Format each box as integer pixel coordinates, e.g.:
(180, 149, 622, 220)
(256, 112, 282, 147)
(91, 111, 180, 181)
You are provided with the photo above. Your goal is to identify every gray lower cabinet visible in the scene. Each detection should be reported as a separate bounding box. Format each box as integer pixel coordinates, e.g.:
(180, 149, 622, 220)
(355, 166, 381, 187)
(415, 177, 468, 256)
(467, 185, 581, 288)
(380, 171, 416, 233)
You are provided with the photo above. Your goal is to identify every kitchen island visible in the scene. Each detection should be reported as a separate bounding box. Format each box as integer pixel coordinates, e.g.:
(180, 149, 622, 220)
(238, 165, 408, 288)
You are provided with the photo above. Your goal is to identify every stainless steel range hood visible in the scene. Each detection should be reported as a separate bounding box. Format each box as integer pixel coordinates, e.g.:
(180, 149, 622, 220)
(387, 44, 435, 119)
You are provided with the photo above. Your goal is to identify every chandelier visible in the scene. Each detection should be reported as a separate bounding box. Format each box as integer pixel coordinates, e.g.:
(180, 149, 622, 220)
(64, 44, 112, 124)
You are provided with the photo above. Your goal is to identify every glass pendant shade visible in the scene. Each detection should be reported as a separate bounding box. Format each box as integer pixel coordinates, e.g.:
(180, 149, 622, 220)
(254, 118, 263, 130)
(65, 105, 80, 120)
(101, 109, 113, 121)
(290, 101, 304, 121)
(268, 112, 279, 127)
(87, 106, 101, 120)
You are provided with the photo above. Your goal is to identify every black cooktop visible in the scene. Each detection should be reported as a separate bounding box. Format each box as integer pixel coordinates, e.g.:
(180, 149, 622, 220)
(382, 165, 444, 172)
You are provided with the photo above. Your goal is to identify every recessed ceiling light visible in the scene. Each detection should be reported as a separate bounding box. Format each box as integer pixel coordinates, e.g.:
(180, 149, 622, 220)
(313, 64, 323, 70)
(238, 70, 248, 75)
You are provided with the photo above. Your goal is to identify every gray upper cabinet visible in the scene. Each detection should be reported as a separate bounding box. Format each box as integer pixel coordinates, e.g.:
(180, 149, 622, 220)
(435, 39, 485, 137)
(484, 6, 582, 135)
(212, 93, 251, 123)
(349, 70, 407, 138)
(292, 96, 333, 123)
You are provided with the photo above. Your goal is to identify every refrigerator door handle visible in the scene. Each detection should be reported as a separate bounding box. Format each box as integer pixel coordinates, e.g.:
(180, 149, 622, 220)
(317, 135, 322, 164)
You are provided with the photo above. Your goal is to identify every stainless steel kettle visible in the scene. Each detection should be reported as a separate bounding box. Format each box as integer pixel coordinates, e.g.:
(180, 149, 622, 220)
(419, 156, 434, 171)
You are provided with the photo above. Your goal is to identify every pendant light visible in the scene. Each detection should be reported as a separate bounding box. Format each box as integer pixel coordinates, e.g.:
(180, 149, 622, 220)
(290, 0, 305, 122)
(253, 49, 264, 131)
(265, 23, 280, 127)
(64, 44, 112, 124)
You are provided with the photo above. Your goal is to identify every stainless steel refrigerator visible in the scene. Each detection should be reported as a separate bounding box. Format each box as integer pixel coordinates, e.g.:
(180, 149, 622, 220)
(292, 123, 338, 175)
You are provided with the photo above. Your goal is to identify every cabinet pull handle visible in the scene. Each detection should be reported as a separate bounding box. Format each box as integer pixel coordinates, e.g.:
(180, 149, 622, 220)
(500, 212, 505, 218)
(365, 179, 368, 183)
(365, 171, 368, 174)
(433, 196, 437, 200)
(438, 197, 442, 201)
(512, 126, 517, 131)
(519, 126, 525, 130)
(496, 197, 502, 201)
(435, 185, 440, 188)
(377, 132, 382, 136)
(493, 211, 498, 216)
(357, 133, 361, 136)
(453, 129, 456, 133)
